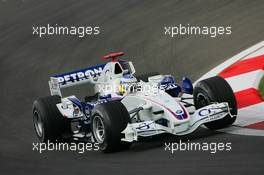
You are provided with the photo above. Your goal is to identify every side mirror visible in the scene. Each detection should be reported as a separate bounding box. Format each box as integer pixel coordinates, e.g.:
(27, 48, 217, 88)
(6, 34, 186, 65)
(181, 77, 193, 94)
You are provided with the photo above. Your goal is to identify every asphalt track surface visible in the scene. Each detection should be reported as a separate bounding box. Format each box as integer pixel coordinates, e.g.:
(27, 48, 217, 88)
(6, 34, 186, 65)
(0, 0, 264, 174)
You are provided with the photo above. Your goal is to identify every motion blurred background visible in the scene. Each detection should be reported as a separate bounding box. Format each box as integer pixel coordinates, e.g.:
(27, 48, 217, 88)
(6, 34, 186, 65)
(0, 0, 263, 174)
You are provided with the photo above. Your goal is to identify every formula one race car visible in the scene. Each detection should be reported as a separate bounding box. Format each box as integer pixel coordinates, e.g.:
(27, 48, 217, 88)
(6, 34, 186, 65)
(32, 52, 237, 153)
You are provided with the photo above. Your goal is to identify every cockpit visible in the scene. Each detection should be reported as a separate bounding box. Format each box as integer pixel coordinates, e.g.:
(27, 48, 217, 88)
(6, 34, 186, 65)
(118, 60, 135, 75)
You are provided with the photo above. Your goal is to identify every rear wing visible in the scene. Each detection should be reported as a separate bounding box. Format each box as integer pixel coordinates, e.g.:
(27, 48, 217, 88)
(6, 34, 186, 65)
(49, 64, 105, 96)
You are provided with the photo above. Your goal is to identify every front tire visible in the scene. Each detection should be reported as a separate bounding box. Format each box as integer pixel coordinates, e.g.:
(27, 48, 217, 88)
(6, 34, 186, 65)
(194, 76, 237, 130)
(91, 100, 131, 153)
(32, 95, 71, 142)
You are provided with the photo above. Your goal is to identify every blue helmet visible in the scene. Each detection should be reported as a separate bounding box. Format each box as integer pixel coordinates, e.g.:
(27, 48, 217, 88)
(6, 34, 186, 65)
(160, 75, 182, 97)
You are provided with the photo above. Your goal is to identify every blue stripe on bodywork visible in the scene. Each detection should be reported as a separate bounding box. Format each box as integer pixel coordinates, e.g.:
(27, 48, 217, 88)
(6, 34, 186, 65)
(68, 97, 84, 111)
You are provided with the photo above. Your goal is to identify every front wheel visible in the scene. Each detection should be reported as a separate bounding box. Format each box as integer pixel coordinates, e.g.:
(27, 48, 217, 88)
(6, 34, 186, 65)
(194, 76, 237, 130)
(91, 100, 131, 153)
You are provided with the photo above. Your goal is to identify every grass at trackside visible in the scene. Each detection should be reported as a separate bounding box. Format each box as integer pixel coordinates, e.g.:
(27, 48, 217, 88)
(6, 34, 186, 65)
(259, 76, 264, 100)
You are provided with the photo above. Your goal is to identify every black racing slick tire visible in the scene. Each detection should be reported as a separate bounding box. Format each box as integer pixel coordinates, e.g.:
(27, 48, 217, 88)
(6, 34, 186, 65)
(193, 76, 237, 130)
(32, 95, 71, 142)
(91, 100, 131, 153)
(136, 72, 160, 82)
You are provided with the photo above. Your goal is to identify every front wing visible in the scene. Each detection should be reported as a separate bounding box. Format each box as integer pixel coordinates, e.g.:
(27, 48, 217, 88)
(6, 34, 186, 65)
(121, 102, 234, 142)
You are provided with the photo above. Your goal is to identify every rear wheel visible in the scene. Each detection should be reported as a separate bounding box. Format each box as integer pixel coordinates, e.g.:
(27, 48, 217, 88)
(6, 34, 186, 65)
(194, 76, 237, 130)
(91, 100, 131, 153)
(32, 95, 71, 142)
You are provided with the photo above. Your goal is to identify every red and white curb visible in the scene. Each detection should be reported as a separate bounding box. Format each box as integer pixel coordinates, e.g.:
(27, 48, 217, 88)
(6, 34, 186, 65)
(197, 41, 264, 136)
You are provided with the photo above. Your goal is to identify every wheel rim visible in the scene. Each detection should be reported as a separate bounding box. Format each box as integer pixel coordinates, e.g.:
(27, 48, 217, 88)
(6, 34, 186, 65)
(33, 110, 43, 138)
(197, 93, 210, 107)
(92, 115, 105, 143)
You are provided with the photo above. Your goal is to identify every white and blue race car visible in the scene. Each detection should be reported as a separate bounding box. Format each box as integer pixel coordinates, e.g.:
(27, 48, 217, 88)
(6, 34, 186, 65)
(32, 52, 237, 153)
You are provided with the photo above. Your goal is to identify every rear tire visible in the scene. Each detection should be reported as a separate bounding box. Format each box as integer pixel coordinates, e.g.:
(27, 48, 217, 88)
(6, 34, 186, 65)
(91, 100, 131, 153)
(32, 95, 71, 142)
(194, 76, 237, 130)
